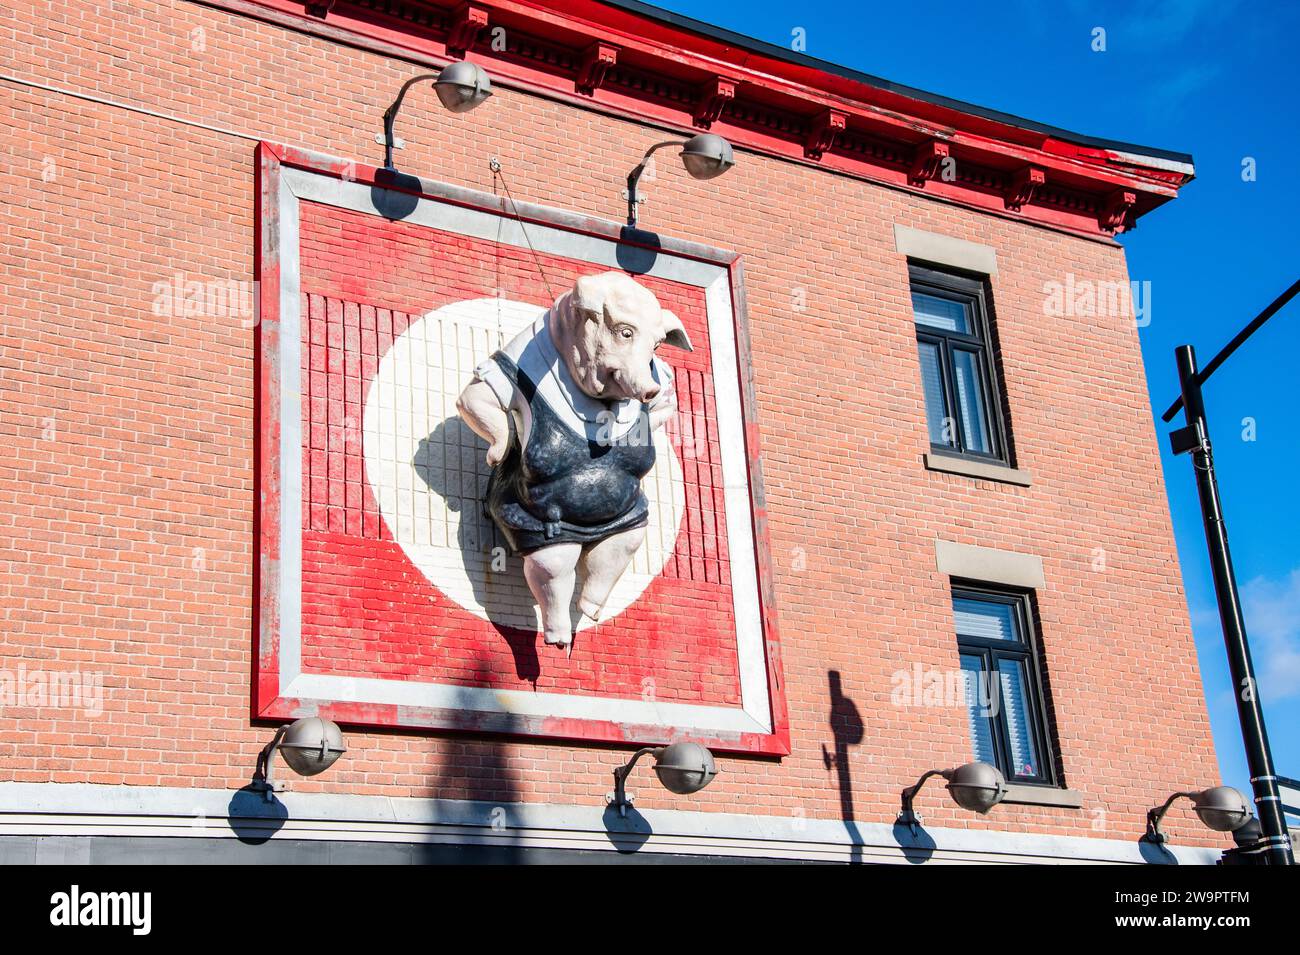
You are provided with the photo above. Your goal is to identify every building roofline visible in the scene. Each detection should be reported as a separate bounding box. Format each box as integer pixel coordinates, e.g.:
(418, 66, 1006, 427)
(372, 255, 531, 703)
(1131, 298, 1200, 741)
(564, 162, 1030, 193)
(195, 0, 1195, 237)
(600, 0, 1194, 169)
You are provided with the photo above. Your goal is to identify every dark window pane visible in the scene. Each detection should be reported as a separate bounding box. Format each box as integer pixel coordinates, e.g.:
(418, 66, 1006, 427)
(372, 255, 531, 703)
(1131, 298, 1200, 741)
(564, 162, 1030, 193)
(909, 267, 1009, 465)
(917, 341, 952, 446)
(951, 348, 992, 454)
(953, 597, 1018, 642)
(912, 291, 970, 334)
(961, 653, 998, 765)
(998, 658, 1040, 778)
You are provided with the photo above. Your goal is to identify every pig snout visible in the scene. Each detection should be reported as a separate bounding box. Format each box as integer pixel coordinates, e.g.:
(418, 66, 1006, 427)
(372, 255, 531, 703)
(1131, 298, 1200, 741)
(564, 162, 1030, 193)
(604, 360, 661, 403)
(628, 362, 664, 403)
(612, 375, 659, 403)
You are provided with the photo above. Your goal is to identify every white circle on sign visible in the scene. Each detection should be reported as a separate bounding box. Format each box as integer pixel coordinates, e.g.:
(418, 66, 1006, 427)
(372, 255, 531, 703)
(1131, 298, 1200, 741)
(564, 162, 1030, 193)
(362, 297, 685, 633)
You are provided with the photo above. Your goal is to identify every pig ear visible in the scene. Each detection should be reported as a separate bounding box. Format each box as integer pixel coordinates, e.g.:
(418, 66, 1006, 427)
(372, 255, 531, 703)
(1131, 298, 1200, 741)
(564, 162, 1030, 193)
(660, 309, 694, 351)
(571, 274, 608, 323)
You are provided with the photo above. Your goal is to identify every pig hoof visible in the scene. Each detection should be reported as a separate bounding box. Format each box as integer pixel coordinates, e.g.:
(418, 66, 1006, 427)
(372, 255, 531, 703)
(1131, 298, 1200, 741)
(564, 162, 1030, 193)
(578, 596, 604, 622)
(543, 631, 572, 648)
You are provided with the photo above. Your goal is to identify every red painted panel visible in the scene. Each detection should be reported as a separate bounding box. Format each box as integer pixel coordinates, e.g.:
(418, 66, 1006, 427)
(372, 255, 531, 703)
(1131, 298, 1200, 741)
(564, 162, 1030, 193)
(294, 201, 740, 705)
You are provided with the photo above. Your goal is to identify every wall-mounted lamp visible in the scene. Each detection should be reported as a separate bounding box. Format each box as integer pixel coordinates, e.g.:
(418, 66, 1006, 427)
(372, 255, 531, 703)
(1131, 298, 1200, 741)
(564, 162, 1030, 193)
(380, 61, 493, 170)
(1143, 785, 1252, 844)
(624, 134, 735, 228)
(608, 741, 718, 817)
(251, 716, 347, 802)
(897, 761, 1007, 832)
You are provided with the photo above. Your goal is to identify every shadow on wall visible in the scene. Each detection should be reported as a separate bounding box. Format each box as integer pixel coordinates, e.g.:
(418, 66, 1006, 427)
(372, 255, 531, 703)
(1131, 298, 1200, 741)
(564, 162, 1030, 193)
(371, 172, 422, 221)
(226, 785, 290, 845)
(417, 655, 525, 864)
(615, 226, 660, 274)
(1137, 838, 1180, 866)
(222, 660, 526, 861)
(822, 669, 865, 865)
(415, 418, 540, 685)
(822, 669, 938, 864)
(600, 802, 653, 855)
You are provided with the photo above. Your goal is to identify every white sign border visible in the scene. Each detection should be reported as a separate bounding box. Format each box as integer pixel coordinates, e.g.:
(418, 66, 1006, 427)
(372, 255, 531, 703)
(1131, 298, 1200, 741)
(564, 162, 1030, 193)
(272, 164, 772, 738)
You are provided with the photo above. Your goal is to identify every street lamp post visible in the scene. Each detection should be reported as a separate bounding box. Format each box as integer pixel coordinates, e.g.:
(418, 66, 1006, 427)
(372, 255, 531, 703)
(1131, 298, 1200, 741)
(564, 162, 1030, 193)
(1162, 279, 1300, 865)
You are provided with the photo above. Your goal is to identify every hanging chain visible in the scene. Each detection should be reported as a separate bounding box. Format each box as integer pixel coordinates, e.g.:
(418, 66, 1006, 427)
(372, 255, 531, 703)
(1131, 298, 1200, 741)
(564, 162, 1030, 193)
(490, 157, 557, 304)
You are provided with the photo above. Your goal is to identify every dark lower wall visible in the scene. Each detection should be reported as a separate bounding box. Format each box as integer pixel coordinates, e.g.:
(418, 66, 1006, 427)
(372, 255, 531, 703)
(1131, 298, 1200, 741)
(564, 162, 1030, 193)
(0, 836, 808, 865)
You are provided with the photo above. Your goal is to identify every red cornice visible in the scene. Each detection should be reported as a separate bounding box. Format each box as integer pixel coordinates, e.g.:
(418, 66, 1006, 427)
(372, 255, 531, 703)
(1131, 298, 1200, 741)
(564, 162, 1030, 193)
(197, 0, 1194, 238)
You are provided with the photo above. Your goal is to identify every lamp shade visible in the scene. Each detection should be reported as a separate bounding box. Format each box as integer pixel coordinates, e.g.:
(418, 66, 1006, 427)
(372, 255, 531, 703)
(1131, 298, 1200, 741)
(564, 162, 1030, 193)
(653, 742, 718, 795)
(945, 761, 1007, 814)
(278, 717, 347, 778)
(434, 61, 493, 114)
(1191, 786, 1251, 832)
(679, 134, 735, 180)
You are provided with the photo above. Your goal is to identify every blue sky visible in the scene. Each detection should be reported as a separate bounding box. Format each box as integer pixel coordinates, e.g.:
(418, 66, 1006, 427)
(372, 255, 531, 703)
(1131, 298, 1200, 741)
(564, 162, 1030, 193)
(648, 0, 1300, 801)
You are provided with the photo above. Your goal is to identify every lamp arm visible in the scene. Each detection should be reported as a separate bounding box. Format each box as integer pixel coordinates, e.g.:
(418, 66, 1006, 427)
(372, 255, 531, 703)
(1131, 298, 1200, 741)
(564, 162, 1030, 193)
(896, 767, 958, 834)
(382, 72, 444, 169)
(1144, 791, 1196, 843)
(900, 768, 951, 817)
(252, 724, 290, 801)
(625, 140, 686, 227)
(611, 746, 663, 816)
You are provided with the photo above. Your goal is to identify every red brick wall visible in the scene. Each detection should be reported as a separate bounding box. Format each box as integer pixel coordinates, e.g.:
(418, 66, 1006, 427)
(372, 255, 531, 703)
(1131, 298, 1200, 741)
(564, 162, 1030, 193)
(0, 0, 1221, 845)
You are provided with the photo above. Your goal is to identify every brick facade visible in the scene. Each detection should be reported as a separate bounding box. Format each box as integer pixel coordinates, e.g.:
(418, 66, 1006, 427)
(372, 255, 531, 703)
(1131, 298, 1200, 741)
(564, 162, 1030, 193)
(0, 0, 1221, 853)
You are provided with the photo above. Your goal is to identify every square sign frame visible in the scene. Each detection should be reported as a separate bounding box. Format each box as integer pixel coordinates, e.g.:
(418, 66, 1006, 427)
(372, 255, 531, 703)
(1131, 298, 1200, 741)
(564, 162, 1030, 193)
(254, 142, 789, 755)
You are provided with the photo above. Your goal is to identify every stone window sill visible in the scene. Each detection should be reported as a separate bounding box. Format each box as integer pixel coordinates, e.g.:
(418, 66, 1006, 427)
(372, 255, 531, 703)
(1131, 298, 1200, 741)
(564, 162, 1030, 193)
(924, 452, 1032, 487)
(1002, 785, 1084, 808)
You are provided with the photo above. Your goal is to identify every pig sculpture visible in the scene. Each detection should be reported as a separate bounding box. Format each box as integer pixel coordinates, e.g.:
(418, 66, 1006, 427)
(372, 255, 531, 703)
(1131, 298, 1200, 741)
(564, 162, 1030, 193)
(456, 272, 692, 650)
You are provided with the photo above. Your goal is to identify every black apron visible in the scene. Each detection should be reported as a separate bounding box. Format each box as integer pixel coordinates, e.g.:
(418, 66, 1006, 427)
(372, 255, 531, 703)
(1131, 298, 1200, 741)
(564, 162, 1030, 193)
(484, 353, 656, 555)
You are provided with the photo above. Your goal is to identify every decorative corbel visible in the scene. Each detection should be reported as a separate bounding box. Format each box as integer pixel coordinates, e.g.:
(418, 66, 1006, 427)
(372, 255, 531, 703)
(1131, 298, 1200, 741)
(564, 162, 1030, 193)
(447, 3, 489, 58)
(1004, 166, 1046, 212)
(908, 140, 951, 187)
(804, 108, 848, 161)
(576, 42, 618, 95)
(1100, 189, 1137, 234)
(693, 76, 737, 129)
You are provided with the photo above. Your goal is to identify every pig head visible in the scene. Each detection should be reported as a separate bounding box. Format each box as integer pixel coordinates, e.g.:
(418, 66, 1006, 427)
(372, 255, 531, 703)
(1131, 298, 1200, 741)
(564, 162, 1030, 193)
(550, 271, 693, 402)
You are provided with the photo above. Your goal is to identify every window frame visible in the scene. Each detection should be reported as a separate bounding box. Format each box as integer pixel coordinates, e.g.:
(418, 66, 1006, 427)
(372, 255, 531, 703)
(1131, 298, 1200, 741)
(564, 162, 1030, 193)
(909, 263, 1010, 465)
(951, 583, 1057, 787)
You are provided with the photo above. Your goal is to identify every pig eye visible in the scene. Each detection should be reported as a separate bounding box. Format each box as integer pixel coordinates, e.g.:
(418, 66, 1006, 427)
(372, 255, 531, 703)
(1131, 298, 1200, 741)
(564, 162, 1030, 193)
(617, 325, 635, 340)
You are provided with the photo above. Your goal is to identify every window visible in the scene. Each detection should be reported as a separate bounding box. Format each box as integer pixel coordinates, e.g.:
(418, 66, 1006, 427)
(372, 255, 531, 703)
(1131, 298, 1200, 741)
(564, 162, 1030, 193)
(910, 264, 1009, 462)
(953, 586, 1055, 785)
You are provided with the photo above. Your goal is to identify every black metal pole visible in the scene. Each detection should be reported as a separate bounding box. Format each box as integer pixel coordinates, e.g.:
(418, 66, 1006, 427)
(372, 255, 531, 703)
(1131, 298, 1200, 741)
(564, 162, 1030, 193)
(1163, 279, 1300, 423)
(1171, 344, 1293, 864)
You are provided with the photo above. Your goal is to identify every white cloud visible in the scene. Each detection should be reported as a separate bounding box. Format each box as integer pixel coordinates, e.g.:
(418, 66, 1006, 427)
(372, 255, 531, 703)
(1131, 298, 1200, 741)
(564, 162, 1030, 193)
(1240, 569, 1300, 703)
